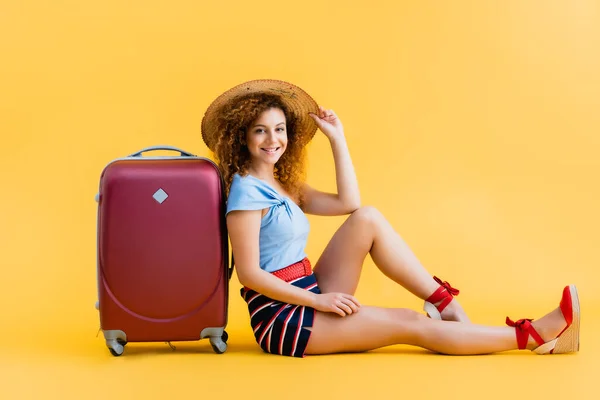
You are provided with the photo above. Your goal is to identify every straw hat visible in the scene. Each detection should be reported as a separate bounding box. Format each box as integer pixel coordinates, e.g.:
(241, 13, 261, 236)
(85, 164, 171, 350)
(201, 79, 319, 151)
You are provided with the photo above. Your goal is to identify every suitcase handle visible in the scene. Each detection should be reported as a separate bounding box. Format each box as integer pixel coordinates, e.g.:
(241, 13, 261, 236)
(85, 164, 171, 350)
(128, 145, 196, 158)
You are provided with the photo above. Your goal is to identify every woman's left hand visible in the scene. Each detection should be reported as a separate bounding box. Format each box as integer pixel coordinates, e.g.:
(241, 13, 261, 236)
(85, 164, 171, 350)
(309, 106, 345, 142)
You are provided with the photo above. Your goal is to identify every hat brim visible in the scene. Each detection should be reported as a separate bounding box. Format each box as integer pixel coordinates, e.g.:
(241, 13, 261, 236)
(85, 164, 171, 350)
(201, 79, 319, 151)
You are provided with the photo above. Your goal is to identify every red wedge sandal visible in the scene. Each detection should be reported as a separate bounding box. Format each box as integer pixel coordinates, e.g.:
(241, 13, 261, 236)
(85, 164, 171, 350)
(506, 285, 580, 354)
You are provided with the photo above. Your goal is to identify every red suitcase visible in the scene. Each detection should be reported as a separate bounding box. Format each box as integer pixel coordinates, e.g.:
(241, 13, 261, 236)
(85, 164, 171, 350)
(95, 146, 232, 356)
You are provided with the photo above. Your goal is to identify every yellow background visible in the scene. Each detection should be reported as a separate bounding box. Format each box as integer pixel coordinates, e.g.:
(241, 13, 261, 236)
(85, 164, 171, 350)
(1, 0, 598, 399)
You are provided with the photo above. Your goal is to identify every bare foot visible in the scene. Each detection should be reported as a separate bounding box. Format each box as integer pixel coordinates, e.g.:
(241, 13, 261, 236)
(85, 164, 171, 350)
(528, 307, 567, 350)
(438, 299, 471, 323)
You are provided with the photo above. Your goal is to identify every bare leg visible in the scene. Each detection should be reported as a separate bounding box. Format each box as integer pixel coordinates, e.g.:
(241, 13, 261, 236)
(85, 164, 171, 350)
(313, 206, 469, 322)
(305, 305, 567, 355)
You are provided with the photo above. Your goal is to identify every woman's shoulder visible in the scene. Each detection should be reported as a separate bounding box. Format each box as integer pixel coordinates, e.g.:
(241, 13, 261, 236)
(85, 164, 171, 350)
(226, 173, 282, 214)
(229, 172, 265, 195)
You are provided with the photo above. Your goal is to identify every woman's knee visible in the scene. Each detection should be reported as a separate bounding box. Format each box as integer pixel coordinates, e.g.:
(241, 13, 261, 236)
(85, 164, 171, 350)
(389, 308, 429, 343)
(391, 308, 426, 323)
(349, 206, 382, 228)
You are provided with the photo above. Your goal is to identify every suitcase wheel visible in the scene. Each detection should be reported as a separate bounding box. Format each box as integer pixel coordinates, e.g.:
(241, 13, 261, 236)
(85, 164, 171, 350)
(107, 338, 127, 357)
(108, 343, 124, 357)
(211, 341, 227, 354)
(210, 332, 228, 354)
(109, 347, 123, 357)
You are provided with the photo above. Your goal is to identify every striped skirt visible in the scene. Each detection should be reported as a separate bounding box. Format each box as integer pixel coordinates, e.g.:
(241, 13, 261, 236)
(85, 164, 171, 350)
(240, 258, 320, 358)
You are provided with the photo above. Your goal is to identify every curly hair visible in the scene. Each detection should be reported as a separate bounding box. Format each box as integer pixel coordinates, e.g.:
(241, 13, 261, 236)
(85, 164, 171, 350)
(211, 92, 309, 207)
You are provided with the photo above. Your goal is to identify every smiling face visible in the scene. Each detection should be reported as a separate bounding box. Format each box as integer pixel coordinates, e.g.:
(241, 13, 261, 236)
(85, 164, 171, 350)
(213, 92, 307, 199)
(246, 107, 288, 169)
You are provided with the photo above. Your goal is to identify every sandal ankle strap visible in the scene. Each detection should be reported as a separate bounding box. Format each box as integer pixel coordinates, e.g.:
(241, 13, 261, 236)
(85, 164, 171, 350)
(505, 317, 545, 350)
(426, 276, 460, 313)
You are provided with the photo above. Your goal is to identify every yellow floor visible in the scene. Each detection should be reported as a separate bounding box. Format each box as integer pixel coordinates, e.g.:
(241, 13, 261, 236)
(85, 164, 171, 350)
(2, 292, 597, 400)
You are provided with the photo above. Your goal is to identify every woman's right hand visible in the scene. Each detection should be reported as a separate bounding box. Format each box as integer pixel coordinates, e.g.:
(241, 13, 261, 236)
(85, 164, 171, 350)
(312, 292, 361, 317)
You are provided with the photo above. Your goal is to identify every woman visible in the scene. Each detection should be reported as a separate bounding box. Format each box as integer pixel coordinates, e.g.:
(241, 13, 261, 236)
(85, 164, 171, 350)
(200, 79, 580, 358)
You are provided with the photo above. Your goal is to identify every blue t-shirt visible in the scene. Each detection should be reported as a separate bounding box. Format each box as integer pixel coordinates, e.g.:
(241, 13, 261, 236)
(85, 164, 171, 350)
(226, 173, 310, 272)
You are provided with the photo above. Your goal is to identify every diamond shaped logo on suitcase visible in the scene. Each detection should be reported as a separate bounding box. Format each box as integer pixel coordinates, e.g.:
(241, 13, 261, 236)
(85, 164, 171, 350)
(152, 188, 169, 204)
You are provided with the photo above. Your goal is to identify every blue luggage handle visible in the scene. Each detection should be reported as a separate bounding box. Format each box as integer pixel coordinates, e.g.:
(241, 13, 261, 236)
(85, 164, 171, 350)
(128, 145, 196, 158)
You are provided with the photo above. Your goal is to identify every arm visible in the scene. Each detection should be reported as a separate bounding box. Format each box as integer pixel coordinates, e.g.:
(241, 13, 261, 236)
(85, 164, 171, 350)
(303, 107, 361, 216)
(227, 208, 360, 316)
(227, 209, 318, 307)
